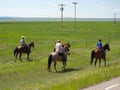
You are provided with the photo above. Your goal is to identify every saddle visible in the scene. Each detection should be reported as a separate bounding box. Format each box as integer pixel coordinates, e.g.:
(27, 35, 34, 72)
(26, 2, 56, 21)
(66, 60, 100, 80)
(94, 48, 101, 53)
(20, 45, 30, 52)
(58, 52, 64, 56)
(94, 48, 105, 57)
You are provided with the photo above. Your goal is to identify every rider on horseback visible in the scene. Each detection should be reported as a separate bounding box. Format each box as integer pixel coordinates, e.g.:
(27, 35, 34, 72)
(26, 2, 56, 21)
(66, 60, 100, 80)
(96, 39, 105, 55)
(55, 40, 67, 62)
(20, 36, 30, 52)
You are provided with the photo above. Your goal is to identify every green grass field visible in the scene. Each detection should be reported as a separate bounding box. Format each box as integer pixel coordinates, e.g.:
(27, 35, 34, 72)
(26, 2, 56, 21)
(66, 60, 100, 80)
(0, 21, 120, 90)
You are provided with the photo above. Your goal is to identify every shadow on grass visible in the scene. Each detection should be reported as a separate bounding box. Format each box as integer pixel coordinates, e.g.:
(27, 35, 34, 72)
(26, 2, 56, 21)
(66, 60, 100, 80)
(56, 68, 82, 73)
(27, 59, 33, 62)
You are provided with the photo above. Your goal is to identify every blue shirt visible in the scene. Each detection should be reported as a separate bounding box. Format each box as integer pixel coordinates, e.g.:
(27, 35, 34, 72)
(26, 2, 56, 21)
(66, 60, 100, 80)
(96, 42, 102, 49)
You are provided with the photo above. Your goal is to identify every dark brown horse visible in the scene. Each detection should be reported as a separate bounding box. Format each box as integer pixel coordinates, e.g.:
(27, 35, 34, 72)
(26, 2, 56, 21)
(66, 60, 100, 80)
(91, 43, 110, 67)
(48, 43, 71, 72)
(14, 41, 34, 62)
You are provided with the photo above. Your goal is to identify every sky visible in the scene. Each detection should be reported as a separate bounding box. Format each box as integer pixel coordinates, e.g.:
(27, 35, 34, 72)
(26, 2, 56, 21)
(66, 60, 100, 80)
(0, 0, 120, 18)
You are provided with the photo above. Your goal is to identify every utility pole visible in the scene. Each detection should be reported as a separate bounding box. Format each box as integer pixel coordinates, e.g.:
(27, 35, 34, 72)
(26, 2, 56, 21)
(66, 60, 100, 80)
(73, 2, 77, 30)
(58, 4, 65, 29)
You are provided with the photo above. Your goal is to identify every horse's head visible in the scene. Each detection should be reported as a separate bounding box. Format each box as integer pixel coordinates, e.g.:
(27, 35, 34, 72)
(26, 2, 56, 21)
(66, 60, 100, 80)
(62, 43, 71, 54)
(29, 41, 34, 48)
(104, 43, 110, 51)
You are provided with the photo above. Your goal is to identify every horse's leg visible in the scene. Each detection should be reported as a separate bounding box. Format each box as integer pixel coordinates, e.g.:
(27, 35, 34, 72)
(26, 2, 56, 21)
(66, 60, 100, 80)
(54, 61, 57, 72)
(15, 53, 18, 62)
(99, 59, 101, 67)
(104, 57, 106, 66)
(62, 61, 66, 70)
(26, 53, 29, 61)
(19, 53, 22, 62)
(95, 58, 97, 66)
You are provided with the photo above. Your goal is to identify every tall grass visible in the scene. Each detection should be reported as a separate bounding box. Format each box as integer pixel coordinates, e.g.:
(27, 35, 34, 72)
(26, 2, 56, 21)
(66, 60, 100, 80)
(0, 21, 120, 90)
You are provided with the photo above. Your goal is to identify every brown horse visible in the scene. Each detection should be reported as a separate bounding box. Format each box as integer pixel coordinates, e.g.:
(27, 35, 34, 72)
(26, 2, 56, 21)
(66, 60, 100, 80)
(91, 43, 110, 67)
(14, 41, 34, 62)
(48, 43, 71, 72)
(62, 43, 71, 54)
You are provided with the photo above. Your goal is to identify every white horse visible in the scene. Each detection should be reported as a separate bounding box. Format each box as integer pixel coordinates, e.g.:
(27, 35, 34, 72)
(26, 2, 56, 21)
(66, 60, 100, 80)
(47, 43, 70, 72)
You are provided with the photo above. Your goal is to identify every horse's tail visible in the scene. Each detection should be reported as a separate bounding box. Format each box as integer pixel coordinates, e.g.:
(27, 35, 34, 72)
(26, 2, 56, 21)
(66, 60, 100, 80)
(91, 50, 94, 65)
(47, 54, 52, 72)
(91, 50, 94, 59)
(14, 47, 18, 56)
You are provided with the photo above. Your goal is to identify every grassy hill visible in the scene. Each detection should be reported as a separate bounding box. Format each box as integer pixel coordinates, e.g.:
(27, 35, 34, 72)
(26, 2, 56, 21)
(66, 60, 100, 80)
(0, 21, 120, 90)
